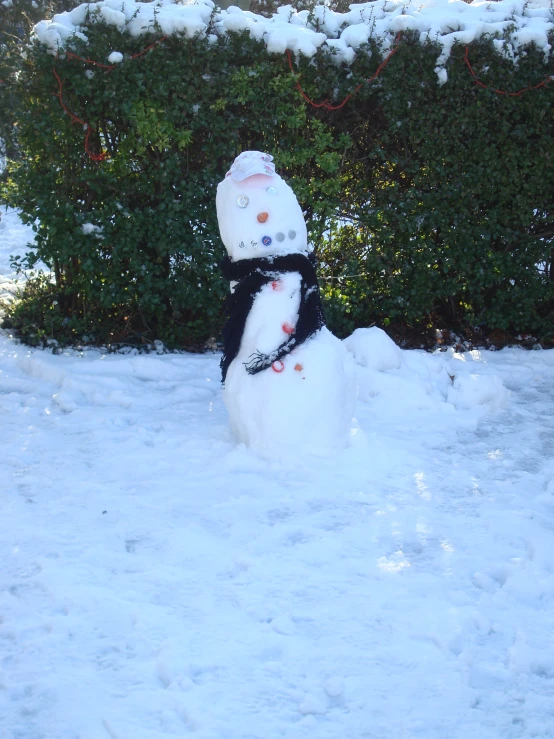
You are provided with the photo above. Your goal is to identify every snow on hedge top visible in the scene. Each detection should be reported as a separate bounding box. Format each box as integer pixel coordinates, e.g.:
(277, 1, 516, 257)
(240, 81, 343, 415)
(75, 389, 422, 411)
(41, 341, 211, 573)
(33, 0, 554, 67)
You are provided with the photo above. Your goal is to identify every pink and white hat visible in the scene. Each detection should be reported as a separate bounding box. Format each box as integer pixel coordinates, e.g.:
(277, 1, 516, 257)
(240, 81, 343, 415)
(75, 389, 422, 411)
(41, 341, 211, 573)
(225, 151, 276, 181)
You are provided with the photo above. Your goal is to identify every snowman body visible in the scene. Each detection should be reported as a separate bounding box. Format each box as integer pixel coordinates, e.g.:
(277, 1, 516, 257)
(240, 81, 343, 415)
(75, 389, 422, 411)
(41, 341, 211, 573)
(216, 152, 356, 456)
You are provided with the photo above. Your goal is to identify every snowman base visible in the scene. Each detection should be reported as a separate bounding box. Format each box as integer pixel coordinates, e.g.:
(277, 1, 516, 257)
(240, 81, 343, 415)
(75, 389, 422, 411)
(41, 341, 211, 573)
(223, 327, 356, 458)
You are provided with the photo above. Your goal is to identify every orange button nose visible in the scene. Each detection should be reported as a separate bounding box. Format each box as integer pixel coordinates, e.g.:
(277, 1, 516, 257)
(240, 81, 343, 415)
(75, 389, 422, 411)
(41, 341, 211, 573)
(257, 212, 269, 223)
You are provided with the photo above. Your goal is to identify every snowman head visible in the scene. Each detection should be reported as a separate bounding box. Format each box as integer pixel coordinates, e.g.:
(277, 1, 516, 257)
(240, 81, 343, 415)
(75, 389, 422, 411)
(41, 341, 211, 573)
(216, 151, 308, 262)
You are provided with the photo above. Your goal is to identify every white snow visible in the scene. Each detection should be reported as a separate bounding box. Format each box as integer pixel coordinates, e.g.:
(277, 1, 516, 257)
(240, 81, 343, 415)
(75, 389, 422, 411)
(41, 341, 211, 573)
(2, 210, 554, 736)
(32, 0, 554, 83)
(447, 367, 510, 411)
(344, 325, 403, 371)
(0, 208, 47, 314)
(107, 50, 124, 62)
(82, 222, 104, 236)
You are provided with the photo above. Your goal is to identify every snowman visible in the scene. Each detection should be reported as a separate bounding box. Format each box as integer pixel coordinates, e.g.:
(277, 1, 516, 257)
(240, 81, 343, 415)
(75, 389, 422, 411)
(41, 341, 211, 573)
(216, 151, 356, 457)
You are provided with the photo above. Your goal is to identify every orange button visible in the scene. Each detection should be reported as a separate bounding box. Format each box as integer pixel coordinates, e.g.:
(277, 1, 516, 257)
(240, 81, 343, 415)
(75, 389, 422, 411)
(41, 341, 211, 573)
(294, 363, 303, 372)
(257, 212, 269, 223)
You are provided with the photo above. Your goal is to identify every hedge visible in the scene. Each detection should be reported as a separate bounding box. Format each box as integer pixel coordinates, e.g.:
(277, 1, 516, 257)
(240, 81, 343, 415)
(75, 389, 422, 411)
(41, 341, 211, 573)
(2, 4, 554, 348)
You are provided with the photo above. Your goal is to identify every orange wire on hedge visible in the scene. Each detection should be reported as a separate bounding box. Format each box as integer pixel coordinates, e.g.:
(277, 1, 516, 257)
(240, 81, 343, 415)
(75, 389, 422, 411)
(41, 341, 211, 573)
(64, 37, 168, 70)
(463, 45, 553, 96)
(53, 34, 552, 161)
(53, 66, 107, 161)
(285, 34, 402, 111)
(286, 36, 553, 110)
(52, 36, 167, 161)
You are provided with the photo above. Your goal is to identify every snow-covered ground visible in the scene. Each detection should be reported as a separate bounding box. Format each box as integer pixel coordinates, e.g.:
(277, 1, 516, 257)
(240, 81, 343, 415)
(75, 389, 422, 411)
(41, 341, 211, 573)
(0, 209, 36, 314)
(1, 209, 554, 738)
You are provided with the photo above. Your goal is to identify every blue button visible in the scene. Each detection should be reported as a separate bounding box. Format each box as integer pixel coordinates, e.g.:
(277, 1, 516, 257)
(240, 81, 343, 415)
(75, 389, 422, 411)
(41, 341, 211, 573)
(262, 235, 272, 246)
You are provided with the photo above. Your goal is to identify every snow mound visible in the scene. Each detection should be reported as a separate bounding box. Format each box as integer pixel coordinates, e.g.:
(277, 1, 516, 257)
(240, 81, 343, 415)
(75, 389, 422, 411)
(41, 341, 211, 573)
(447, 371, 510, 410)
(357, 366, 440, 411)
(32, 0, 554, 77)
(344, 329, 510, 417)
(344, 326, 403, 372)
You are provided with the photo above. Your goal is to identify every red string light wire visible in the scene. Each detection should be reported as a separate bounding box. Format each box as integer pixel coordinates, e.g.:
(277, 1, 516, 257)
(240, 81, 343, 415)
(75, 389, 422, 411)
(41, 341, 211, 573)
(128, 36, 167, 61)
(286, 33, 402, 111)
(52, 33, 551, 161)
(287, 36, 552, 110)
(64, 36, 167, 70)
(52, 35, 167, 161)
(464, 45, 553, 96)
(53, 65, 107, 161)
(64, 52, 116, 70)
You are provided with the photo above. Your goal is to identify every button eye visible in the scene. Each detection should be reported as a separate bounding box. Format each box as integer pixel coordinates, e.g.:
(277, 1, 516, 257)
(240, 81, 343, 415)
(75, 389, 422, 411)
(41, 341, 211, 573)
(237, 195, 249, 208)
(288, 230, 296, 240)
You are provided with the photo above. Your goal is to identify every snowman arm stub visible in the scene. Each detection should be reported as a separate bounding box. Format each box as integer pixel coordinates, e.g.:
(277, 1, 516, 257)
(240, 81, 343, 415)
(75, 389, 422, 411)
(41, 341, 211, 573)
(220, 253, 326, 383)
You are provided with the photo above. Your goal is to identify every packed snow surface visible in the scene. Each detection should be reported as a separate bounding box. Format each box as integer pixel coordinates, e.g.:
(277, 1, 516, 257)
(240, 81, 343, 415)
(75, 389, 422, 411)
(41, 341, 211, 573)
(33, 0, 554, 74)
(2, 210, 554, 736)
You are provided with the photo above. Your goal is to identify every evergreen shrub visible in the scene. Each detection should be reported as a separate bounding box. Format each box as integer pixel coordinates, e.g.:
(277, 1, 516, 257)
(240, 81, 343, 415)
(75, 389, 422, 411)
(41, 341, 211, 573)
(3, 9, 554, 347)
(315, 37, 554, 341)
(0, 0, 75, 162)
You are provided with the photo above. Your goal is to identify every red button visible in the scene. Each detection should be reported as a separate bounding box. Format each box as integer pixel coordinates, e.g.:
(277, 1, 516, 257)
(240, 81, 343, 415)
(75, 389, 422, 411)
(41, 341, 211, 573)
(282, 323, 295, 334)
(272, 361, 285, 373)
